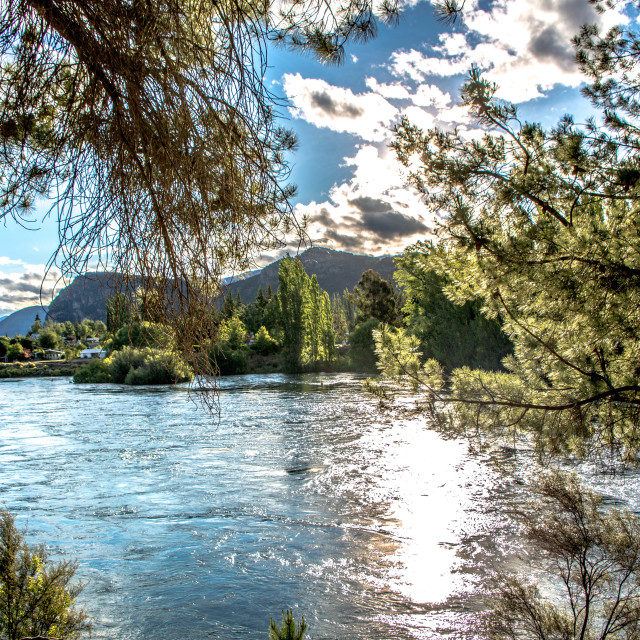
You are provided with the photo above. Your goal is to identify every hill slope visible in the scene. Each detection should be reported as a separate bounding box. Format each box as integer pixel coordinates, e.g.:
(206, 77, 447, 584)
(46, 248, 397, 322)
(0, 306, 48, 337)
(226, 247, 397, 302)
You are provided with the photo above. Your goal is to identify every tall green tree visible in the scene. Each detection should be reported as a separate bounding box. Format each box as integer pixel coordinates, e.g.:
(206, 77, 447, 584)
(276, 257, 308, 371)
(374, 9, 640, 463)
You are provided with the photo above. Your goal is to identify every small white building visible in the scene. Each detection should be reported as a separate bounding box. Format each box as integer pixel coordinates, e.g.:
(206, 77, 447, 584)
(80, 348, 107, 359)
(86, 337, 101, 346)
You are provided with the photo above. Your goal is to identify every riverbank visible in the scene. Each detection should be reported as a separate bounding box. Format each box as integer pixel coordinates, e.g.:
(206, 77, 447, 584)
(0, 358, 93, 378)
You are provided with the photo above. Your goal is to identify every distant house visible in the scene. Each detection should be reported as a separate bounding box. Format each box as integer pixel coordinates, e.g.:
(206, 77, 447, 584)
(86, 337, 101, 346)
(80, 348, 107, 359)
(44, 349, 64, 360)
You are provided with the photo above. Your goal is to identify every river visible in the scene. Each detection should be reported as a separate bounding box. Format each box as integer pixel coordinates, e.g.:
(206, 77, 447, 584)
(0, 373, 597, 639)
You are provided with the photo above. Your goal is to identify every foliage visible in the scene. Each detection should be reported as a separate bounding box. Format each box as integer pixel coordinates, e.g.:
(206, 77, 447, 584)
(395, 245, 512, 372)
(38, 329, 60, 351)
(269, 610, 307, 640)
(108, 346, 192, 385)
(112, 322, 169, 352)
(277, 257, 308, 371)
(106, 293, 134, 334)
(348, 317, 380, 372)
(73, 359, 112, 384)
(5, 343, 23, 362)
(28, 313, 42, 335)
(0, 509, 90, 640)
(218, 315, 248, 350)
(252, 326, 279, 355)
(383, 13, 640, 462)
(485, 470, 640, 640)
(210, 342, 250, 375)
(354, 269, 400, 326)
(276, 257, 335, 371)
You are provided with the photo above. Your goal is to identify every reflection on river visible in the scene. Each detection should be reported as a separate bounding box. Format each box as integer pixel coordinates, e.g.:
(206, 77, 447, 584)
(0, 373, 542, 639)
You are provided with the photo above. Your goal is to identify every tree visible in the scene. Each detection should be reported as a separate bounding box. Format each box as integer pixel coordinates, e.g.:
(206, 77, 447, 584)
(485, 470, 640, 640)
(252, 325, 279, 355)
(277, 257, 308, 371)
(354, 269, 400, 326)
(376, 11, 640, 462)
(394, 244, 512, 372)
(28, 313, 42, 335)
(105, 293, 134, 334)
(0, 0, 401, 380)
(0, 509, 90, 640)
(6, 343, 24, 362)
(37, 329, 60, 351)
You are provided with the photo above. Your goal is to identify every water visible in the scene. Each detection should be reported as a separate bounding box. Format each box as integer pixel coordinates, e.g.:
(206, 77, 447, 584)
(0, 374, 549, 638)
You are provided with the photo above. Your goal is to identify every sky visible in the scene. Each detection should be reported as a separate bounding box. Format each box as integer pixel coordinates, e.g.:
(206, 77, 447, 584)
(0, 0, 630, 317)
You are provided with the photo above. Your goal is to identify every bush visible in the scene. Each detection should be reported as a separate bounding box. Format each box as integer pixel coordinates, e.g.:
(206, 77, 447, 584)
(0, 509, 91, 640)
(252, 326, 279, 355)
(111, 321, 169, 351)
(73, 359, 112, 383)
(211, 343, 249, 375)
(6, 343, 24, 362)
(109, 347, 192, 385)
(347, 318, 380, 372)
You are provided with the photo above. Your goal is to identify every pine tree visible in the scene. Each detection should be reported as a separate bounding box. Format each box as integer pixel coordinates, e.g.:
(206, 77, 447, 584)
(377, 7, 640, 463)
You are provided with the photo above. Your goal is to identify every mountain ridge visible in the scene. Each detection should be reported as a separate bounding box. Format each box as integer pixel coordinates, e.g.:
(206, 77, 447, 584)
(45, 247, 398, 323)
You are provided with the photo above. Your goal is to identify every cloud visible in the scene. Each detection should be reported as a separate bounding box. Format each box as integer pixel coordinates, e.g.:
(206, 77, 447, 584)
(0, 259, 60, 316)
(294, 144, 435, 255)
(389, 0, 628, 103)
(282, 73, 399, 141)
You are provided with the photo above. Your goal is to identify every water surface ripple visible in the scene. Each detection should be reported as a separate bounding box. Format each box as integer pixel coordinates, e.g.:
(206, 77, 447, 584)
(1, 374, 522, 639)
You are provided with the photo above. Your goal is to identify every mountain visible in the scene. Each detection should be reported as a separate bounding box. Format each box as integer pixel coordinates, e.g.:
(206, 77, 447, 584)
(0, 305, 48, 337)
(46, 248, 398, 322)
(47, 272, 123, 323)
(225, 246, 397, 302)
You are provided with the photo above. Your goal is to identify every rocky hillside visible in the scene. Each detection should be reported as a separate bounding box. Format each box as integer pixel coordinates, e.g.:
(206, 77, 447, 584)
(46, 248, 397, 322)
(46, 272, 123, 323)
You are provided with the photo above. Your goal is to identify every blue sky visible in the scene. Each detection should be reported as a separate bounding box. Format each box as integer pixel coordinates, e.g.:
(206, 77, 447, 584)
(0, 0, 629, 316)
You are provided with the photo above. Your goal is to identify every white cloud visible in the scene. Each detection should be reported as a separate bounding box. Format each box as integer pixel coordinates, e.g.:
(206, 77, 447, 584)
(295, 145, 436, 255)
(0, 258, 60, 315)
(365, 77, 412, 100)
(389, 0, 628, 103)
(283, 73, 399, 142)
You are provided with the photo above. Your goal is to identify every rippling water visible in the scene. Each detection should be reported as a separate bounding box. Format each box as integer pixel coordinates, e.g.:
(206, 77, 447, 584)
(0, 373, 563, 639)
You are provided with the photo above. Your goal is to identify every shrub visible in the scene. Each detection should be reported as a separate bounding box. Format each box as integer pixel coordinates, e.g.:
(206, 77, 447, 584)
(347, 318, 380, 372)
(109, 347, 192, 385)
(252, 326, 279, 355)
(211, 343, 249, 375)
(269, 610, 306, 640)
(112, 321, 169, 351)
(108, 347, 147, 383)
(73, 359, 112, 383)
(0, 509, 91, 640)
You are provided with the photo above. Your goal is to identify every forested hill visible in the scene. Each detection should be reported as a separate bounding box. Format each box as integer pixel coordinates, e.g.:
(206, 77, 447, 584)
(226, 247, 396, 303)
(46, 248, 397, 323)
